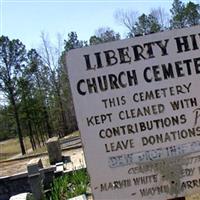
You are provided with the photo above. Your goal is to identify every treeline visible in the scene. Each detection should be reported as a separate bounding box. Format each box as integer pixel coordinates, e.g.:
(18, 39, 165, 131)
(0, 0, 200, 154)
(0, 34, 78, 154)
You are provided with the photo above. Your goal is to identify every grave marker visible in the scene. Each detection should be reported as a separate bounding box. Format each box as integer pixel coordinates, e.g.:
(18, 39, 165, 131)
(27, 159, 43, 200)
(66, 25, 200, 199)
(46, 136, 62, 165)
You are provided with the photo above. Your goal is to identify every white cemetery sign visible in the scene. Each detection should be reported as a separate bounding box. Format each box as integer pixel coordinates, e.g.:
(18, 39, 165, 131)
(66, 26, 200, 199)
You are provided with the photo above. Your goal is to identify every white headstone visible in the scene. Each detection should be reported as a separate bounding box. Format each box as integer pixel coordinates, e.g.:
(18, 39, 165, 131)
(68, 194, 87, 200)
(9, 193, 29, 200)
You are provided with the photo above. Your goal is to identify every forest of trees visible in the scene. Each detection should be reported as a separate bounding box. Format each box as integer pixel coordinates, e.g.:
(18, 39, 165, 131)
(1, 0, 200, 154)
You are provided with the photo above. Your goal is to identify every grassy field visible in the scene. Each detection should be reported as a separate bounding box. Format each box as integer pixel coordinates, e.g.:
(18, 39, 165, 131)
(0, 131, 80, 161)
(0, 137, 32, 161)
(64, 130, 80, 139)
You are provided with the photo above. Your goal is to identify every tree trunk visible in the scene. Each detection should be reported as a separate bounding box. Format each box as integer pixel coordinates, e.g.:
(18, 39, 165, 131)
(27, 119, 36, 150)
(35, 75, 53, 138)
(10, 95, 26, 155)
(34, 124, 41, 148)
(43, 104, 53, 138)
(57, 91, 68, 135)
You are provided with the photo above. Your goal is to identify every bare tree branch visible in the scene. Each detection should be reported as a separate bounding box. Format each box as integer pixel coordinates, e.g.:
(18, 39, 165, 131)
(150, 7, 170, 30)
(114, 9, 139, 32)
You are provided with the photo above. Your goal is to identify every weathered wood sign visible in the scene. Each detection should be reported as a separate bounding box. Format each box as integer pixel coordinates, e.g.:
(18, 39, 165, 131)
(66, 25, 200, 199)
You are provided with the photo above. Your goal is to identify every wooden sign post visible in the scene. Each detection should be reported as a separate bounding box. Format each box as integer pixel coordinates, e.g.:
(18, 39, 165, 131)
(66, 25, 200, 199)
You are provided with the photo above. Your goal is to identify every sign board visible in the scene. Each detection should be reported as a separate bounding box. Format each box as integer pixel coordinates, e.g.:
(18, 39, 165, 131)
(66, 26, 200, 199)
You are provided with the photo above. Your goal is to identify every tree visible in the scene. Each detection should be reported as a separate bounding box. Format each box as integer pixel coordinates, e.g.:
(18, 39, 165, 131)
(19, 48, 49, 149)
(0, 105, 16, 141)
(64, 32, 87, 51)
(89, 27, 120, 45)
(59, 54, 78, 133)
(64, 31, 89, 132)
(170, 0, 186, 28)
(18, 68, 37, 150)
(170, 0, 200, 29)
(89, 36, 103, 46)
(114, 9, 138, 34)
(184, 1, 200, 26)
(28, 47, 53, 138)
(150, 7, 170, 30)
(40, 32, 77, 136)
(0, 36, 26, 155)
(133, 14, 161, 36)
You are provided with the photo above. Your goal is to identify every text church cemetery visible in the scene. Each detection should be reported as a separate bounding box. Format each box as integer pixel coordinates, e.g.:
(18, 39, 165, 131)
(66, 25, 200, 199)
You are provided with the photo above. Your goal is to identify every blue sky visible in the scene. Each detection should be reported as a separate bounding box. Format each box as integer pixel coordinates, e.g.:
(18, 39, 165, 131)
(1, 0, 195, 50)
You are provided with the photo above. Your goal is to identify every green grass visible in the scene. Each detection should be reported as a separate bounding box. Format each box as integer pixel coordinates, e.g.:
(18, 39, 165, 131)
(64, 131, 80, 139)
(27, 145, 47, 157)
(0, 137, 32, 160)
(49, 168, 89, 200)
(0, 130, 80, 161)
(0, 136, 49, 161)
